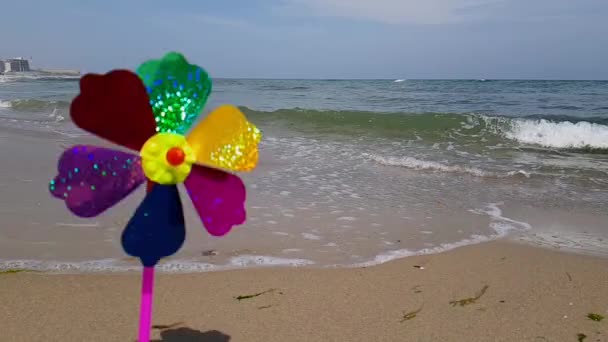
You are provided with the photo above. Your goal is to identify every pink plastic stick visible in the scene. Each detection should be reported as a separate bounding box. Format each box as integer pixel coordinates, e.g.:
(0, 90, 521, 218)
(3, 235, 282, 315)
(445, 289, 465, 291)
(138, 266, 155, 342)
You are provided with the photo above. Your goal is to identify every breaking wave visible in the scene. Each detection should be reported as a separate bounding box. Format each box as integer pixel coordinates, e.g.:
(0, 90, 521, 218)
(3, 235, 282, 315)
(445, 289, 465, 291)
(242, 107, 608, 152)
(0, 99, 70, 112)
(505, 118, 608, 150)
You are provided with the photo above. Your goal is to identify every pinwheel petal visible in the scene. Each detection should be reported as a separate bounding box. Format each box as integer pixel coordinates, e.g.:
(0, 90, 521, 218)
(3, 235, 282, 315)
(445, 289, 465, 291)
(184, 165, 246, 236)
(187, 105, 261, 172)
(71, 70, 158, 151)
(137, 52, 212, 134)
(121, 184, 186, 267)
(49, 145, 145, 217)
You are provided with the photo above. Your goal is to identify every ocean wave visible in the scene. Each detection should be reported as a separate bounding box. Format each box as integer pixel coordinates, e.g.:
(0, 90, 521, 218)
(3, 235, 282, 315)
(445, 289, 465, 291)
(241, 107, 608, 152)
(0, 99, 68, 126)
(1, 99, 607, 152)
(0, 74, 80, 83)
(364, 153, 531, 178)
(505, 118, 608, 150)
(258, 85, 311, 91)
(0, 99, 70, 113)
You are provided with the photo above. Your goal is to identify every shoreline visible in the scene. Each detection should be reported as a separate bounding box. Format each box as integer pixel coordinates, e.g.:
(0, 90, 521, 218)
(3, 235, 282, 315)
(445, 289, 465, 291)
(2, 240, 607, 341)
(2, 234, 607, 275)
(1, 110, 608, 271)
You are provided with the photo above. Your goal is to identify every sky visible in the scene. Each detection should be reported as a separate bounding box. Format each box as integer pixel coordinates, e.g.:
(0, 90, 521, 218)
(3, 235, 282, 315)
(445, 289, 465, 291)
(1, 0, 607, 79)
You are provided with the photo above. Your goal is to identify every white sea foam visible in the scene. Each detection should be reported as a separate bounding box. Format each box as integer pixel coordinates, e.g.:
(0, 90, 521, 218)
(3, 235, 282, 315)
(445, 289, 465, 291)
(0, 74, 80, 82)
(349, 203, 531, 268)
(364, 154, 530, 177)
(55, 222, 101, 228)
(302, 233, 322, 240)
(505, 118, 608, 149)
(365, 153, 530, 178)
(229, 255, 314, 267)
(0, 259, 141, 273)
(337, 216, 357, 221)
(517, 231, 608, 257)
(470, 203, 531, 234)
(282, 248, 303, 253)
(366, 153, 489, 176)
(0, 255, 315, 274)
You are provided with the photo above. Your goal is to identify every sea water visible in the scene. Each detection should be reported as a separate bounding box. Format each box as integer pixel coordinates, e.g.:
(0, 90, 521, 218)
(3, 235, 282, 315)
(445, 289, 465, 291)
(0, 76, 607, 272)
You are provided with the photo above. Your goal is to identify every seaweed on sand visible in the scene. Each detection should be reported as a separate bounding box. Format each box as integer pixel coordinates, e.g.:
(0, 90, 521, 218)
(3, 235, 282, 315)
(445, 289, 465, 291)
(400, 306, 423, 322)
(449, 285, 489, 307)
(235, 289, 282, 301)
(152, 322, 185, 330)
(257, 305, 273, 310)
(0, 269, 30, 275)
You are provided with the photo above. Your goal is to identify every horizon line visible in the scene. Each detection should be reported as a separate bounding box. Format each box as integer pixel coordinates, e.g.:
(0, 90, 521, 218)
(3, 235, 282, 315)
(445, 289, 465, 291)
(210, 77, 608, 81)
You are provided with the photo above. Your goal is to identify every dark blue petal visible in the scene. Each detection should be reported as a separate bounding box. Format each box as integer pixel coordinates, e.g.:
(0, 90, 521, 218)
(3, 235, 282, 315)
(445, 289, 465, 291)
(121, 184, 185, 267)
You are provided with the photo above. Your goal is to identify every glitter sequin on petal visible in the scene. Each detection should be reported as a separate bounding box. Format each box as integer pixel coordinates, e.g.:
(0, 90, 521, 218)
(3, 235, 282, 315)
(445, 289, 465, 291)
(137, 52, 212, 135)
(187, 105, 262, 172)
(49, 145, 145, 217)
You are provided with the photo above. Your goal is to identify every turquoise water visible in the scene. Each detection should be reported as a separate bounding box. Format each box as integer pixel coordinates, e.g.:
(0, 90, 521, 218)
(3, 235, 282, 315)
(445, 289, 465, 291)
(0, 76, 607, 272)
(4, 77, 607, 193)
(3, 77, 608, 116)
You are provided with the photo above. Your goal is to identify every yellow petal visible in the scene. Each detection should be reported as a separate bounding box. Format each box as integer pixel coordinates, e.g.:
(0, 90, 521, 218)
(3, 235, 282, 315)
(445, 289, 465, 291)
(187, 105, 262, 172)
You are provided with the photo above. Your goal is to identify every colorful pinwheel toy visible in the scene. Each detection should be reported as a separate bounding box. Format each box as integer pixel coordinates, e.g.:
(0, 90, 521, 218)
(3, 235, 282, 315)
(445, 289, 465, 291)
(48, 52, 261, 341)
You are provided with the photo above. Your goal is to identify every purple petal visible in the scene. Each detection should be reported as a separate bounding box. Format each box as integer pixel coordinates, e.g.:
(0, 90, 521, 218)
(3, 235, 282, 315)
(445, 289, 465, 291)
(184, 165, 246, 236)
(49, 145, 145, 217)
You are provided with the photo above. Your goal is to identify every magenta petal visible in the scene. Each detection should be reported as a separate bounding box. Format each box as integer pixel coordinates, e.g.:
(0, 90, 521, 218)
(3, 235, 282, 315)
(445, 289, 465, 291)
(184, 165, 246, 236)
(49, 145, 145, 217)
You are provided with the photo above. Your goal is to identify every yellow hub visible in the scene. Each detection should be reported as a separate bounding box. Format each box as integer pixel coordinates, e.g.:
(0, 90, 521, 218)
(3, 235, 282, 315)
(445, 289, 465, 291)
(140, 132, 196, 184)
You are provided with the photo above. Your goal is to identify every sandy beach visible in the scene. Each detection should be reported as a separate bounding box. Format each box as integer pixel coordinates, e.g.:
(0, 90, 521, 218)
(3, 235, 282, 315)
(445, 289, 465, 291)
(2, 241, 606, 342)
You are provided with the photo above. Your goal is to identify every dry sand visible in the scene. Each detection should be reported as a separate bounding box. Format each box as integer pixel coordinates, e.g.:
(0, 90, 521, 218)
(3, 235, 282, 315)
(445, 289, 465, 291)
(1, 241, 607, 342)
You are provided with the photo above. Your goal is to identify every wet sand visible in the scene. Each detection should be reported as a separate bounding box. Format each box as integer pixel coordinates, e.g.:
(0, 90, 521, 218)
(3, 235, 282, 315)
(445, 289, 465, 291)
(0, 126, 524, 270)
(4, 125, 607, 273)
(1, 241, 607, 342)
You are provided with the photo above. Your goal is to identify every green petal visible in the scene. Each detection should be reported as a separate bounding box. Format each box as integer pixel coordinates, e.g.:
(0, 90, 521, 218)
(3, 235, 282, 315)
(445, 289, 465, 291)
(137, 52, 212, 134)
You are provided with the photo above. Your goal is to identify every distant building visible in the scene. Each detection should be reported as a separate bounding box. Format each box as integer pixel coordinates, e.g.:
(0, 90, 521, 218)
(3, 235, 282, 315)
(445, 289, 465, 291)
(1, 58, 30, 72)
(0, 57, 80, 76)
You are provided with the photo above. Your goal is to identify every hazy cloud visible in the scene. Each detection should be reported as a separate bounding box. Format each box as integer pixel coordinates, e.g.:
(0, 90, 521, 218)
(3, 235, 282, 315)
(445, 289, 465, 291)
(185, 14, 255, 29)
(1, 0, 606, 78)
(278, 0, 505, 25)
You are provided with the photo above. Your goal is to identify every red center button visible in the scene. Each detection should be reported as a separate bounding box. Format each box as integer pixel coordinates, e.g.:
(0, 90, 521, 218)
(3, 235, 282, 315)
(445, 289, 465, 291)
(166, 147, 186, 166)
